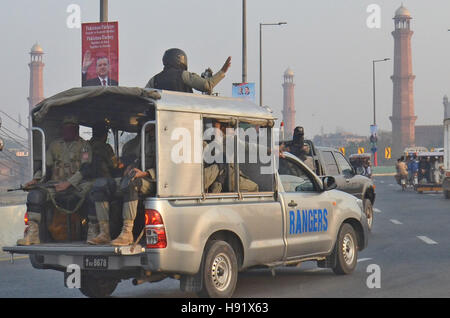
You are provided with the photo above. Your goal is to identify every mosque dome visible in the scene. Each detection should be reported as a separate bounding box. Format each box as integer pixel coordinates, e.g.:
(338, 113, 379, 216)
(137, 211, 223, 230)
(30, 43, 44, 54)
(284, 68, 294, 77)
(395, 5, 411, 18)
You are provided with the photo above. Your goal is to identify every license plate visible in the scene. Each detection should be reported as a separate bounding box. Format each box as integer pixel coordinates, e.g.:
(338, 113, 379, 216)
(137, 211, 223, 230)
(83, 256, 108, 269)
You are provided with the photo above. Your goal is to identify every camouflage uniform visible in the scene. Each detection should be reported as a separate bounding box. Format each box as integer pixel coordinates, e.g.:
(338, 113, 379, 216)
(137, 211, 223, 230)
(89, 133, 156, 246)
(85, 136, 119, 241)
(17, 117, 92, 246)
(146, 70, 225, 95)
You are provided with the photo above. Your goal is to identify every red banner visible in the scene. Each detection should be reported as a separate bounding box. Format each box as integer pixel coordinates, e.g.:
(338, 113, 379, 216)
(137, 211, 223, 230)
(81, 22, 119, 87)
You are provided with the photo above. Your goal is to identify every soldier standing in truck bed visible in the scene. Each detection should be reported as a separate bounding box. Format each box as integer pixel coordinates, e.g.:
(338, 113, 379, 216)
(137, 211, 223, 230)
(145, 48, 231, 95)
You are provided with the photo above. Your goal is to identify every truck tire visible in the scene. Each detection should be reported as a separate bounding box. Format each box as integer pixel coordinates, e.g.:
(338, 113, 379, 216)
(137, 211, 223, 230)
(79, 273, 119, 298)
(363, 199, 373, 232)
(332, 223, 358, 275)
(197, 240, 238, 298)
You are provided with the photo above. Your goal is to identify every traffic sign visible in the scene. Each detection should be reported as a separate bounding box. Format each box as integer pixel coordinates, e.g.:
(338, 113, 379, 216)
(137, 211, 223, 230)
(385, 147, 391, 159)
(358, 147, 365, 154)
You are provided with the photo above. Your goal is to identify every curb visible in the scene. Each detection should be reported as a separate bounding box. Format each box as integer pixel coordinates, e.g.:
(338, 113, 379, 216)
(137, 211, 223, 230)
(373, 173, 396, 176)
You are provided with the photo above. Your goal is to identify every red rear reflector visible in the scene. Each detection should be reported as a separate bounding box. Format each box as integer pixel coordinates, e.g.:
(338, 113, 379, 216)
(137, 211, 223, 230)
(145, 209, 167, 248)
(24, 212, 29, 226)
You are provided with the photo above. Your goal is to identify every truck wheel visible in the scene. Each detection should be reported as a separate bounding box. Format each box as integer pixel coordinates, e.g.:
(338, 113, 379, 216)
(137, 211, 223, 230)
(332, 223, 358, 275)
(197, 240, 238, 298)
(363, 199, 373, 232)
(79, 273, 119, 298)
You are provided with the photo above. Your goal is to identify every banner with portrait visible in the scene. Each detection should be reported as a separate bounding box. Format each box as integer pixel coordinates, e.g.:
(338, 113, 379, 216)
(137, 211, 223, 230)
(232, 83, 256, 103)
(81, 22, 119, 87)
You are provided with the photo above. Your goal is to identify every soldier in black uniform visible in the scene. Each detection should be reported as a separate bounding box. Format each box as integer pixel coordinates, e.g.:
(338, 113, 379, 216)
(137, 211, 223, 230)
(145, 48, 231, 95)
(283, 126, 307, 161)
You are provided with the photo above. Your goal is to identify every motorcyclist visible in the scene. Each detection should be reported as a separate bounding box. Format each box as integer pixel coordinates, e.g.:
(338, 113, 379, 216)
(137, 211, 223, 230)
(395, 157, 408, 186)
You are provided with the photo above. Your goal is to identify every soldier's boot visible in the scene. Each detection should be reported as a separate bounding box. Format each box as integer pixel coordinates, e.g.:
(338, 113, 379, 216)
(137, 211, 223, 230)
(87, 202, 111, 245)
(87, 221, 111, 245)
(86, 222, 100, 242)
(17, 212, 41, 246)
(111, 200, 137, 246)
(111, 220, 134, 246)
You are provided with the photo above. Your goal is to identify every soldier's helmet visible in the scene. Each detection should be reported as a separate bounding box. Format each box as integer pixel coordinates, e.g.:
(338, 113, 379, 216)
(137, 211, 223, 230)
(163, 48, 188, 71)
(92, 122, 109, 138)
(62, 115, 78, 126)
(293, 126, 304, 136)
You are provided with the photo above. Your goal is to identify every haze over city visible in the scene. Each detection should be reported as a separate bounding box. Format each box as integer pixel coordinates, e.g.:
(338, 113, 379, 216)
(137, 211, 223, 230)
(1, 0, 450, 138)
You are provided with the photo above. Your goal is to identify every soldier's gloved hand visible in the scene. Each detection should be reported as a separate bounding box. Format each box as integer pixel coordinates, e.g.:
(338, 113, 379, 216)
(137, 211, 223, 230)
(131, 168, 148, 180)
(55, 181, 71, 192)
(24, 179, 38, 188)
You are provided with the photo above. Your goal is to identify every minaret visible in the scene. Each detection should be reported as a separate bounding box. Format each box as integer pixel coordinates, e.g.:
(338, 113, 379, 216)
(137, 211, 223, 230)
(27, 43, 44, 178)
(28, 43, 45, 109)
(282, 68, 295, 138)
(390, 5, 417, 157)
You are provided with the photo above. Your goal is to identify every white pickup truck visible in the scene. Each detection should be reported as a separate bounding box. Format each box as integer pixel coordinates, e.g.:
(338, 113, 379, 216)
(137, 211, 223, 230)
(3, 87, 369, 298)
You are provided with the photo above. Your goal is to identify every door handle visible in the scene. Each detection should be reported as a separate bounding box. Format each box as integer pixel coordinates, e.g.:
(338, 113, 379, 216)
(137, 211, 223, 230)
(288, 200, 298, 207)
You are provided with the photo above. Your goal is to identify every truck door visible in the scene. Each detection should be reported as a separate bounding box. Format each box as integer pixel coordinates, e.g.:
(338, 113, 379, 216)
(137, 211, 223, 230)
(333, 151, 360, 196)
(320, 150, 349, 189)
(278, 156, 334, 258)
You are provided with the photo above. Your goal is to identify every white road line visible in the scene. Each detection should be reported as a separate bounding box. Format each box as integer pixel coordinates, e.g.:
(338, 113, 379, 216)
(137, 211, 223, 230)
(357, 258, 373, 263)
(417, 236, 438, 245)
(390, 219, 403, 225)
(374, 208, 382, 213)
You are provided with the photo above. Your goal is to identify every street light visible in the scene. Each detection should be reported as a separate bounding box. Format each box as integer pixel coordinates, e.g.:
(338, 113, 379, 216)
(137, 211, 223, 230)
(259, 22, 287, 106)
(372, 58, 390, 125)
(371, 57, 390, 167)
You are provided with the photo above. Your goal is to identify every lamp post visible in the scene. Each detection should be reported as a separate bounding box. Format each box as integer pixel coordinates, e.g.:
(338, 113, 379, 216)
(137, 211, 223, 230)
(242, 0, 247, 83)
(259, 22, 287, 106)
(371, 58, 390, 166)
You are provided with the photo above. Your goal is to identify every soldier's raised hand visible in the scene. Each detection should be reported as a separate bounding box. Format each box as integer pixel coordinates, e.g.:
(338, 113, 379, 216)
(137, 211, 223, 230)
(221, 56, 232, 74)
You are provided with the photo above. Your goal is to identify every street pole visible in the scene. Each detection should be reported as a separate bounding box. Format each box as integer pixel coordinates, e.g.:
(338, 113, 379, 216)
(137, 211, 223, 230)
(100, 0, 108, 22)
(242, 0, 247, 83)
(259, 22, 286, 106)
(371, 58, 390, 167)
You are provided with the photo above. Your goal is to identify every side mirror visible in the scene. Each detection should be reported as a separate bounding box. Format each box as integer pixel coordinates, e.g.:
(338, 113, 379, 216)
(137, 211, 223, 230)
(0, 138, 3, 151)
(322, 176, 337, 191)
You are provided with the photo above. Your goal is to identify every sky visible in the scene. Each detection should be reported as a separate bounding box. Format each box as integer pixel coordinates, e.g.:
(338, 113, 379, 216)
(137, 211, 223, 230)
(1, 0, 450, 140)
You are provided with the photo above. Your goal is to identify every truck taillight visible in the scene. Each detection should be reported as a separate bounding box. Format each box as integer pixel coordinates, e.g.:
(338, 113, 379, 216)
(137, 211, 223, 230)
(145, 209, 167, 248)
(24, 212, 29, 226)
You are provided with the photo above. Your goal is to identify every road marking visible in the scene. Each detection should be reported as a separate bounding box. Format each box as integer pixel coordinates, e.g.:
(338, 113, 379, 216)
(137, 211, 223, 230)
(417, 236, 438, 245)
(374, 208, 382, 213)
(357, 258, 373, 263)
(390, 219, 403, 225)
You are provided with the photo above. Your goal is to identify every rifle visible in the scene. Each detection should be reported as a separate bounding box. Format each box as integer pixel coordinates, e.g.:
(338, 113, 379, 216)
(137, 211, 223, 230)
(7, 181, 59, 192)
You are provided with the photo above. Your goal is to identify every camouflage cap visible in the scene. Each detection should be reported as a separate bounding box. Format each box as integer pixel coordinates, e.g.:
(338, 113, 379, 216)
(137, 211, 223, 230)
(62, 115, 78, 125)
